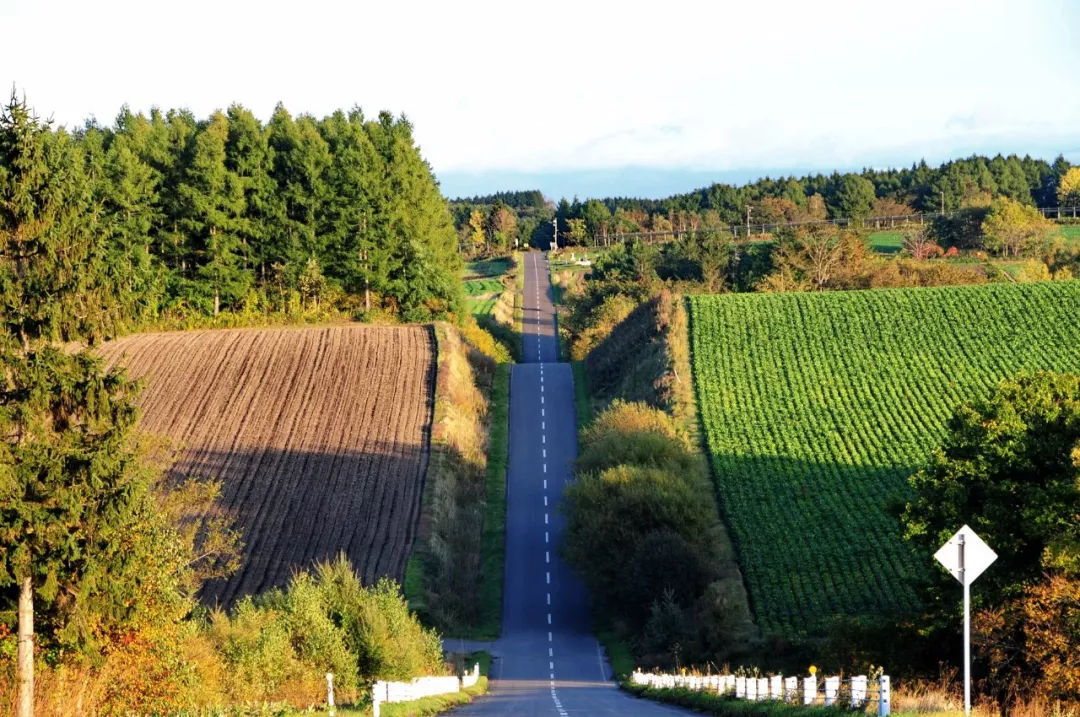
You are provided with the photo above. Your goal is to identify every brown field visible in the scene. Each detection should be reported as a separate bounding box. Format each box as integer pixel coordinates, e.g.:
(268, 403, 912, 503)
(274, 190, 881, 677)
(98, 324, 436, 607)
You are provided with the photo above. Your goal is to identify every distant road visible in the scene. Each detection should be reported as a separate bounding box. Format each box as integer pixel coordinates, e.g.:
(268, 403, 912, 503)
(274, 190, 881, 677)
(453, 253, 688, 715)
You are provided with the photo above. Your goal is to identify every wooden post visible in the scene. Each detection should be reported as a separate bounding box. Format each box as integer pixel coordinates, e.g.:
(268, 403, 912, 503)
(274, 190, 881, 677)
(784, 676, 799, 702)
(745, 676, 757, 701)
(769, 675, 783, 700)
(878, 675, 891, 716)
(326, 673, 335, 716)
(735, 676, 746, 698)
(803, 676, 817, 705)
(18, 576, 32, 717)
(756, 677, 769, 701)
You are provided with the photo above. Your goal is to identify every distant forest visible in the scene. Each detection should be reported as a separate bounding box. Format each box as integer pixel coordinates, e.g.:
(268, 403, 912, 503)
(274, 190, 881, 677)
(0, 92, 461, 344)
(452, 154, 1078, 251)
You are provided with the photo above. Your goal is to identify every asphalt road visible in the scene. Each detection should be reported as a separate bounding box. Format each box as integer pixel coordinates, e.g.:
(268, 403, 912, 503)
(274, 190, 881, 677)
(453, 253, 687, 715)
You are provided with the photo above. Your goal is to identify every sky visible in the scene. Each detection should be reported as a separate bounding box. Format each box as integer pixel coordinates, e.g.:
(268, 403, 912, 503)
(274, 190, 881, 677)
(5, 0, 1080, 200)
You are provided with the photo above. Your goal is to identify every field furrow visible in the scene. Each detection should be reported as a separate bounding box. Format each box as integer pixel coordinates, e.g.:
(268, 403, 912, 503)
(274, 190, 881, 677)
(97, 324, 436, 607)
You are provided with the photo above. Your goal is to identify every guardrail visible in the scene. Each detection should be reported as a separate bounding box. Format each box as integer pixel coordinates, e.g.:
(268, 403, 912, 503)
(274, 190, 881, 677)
(370, 663, 481, 717)
(631, 669, 891, 715)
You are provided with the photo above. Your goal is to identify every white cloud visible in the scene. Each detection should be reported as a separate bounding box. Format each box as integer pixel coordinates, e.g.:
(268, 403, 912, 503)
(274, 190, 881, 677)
(4, 0, 1079, 175)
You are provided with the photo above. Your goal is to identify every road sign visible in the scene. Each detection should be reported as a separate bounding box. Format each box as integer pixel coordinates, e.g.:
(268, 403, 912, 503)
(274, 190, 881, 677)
(934, 525, 997, 585)
(934, 525, 996, 717)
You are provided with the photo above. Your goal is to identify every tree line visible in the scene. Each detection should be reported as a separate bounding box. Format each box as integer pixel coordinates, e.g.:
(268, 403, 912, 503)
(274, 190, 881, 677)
(552, 154, 1078, 243)
(0, 91, 462, 345)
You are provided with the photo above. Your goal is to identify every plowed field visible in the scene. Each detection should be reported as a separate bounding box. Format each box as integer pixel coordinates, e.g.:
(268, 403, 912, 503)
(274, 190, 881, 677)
(99, 325, 436, 607)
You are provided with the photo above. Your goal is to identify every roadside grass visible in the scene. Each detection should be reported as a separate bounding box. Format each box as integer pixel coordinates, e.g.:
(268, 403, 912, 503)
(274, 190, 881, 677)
(571, 361, 592, 428)
(299, 652, 492, 716)
(472, 365, 509, 641)
(596, 627, 634, 680)
(1055, 224, 1080, 244)
(623, 684, 963, 716)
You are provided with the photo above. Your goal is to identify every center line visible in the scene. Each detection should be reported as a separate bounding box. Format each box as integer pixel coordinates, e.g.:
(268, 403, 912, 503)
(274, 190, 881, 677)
(546, 551, 550, 562)
(542, 448, 546, 458)
(546, 572, 550, 584)
(545, 531, 549, 542)
(545, 513, 548, 524)
(544, 496, 548, 506)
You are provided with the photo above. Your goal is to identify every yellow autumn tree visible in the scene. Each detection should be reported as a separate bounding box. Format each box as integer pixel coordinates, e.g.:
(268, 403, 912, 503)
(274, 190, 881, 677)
(1058, 167, 1080, 207)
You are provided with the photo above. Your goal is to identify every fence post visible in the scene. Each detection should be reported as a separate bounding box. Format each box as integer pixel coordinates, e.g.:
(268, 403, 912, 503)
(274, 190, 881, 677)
(803, 676, 817, 705)
(784, 676, 798, 702)
(746, 676, 758, 701)
(851, 675, 867, 708)
(735, 676, 746, 698)
(770, 675, 782, 700)
(372, 681, 383, 717)
(824, 676, 840, 706)
(326, 673, 335, 716)
(878, 675, 891, 716)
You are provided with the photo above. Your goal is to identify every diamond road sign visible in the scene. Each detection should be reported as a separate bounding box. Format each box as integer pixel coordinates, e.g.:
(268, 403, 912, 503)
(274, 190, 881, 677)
(934, 525, 997, 586)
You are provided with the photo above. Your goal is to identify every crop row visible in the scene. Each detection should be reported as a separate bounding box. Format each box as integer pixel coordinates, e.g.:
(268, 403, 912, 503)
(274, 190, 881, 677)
(689, 281, 1080, 635)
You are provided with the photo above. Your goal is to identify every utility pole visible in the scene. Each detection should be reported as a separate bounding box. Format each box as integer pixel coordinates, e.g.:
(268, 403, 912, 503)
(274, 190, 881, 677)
(746, 205, 752, 238)
(940, 190, 945, 215)
(552, 217, 558, 251)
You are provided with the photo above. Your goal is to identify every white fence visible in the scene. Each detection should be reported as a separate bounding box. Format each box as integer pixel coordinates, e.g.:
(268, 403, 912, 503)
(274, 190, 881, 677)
(631, 670, 891, 715)
(370, 663, 481, 717)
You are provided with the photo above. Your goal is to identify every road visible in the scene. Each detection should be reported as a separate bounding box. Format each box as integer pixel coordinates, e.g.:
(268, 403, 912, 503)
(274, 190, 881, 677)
(453, 252, 687, 715)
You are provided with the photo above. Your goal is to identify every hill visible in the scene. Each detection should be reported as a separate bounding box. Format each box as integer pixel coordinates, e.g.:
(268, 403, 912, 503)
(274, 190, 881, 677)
(688, 281, 1080, 635)
(99, 324, 435, 607)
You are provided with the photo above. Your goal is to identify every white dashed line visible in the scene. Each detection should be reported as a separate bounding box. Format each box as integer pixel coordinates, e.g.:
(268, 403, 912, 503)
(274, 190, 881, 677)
(544, 495, 548, 506)
(547, 613, 552, 624)
(545, 531, 549, 542)
(543, 479, 547, 489)
(545, 513, 548, 524)
(543, 464, 547, 473)
(546, 551, 550, 563)
(546, 572, 550, 584)
(542, 448, 546, 458)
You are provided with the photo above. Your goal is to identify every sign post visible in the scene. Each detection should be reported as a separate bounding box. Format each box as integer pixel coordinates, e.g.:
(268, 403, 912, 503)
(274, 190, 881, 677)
(934, 525, 997, 716)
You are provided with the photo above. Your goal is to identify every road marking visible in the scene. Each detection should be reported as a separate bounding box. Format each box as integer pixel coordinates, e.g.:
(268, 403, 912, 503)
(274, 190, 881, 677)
(546, 551, 550, 562)
(542, 408, 545, 417)
(550, 662, 554, 670)
(543, 464, 547, 473)
(545, 531, 549, 542)
(546, 572, 550, 584)
(542, 448, 546, 458)
(549, 631, 552, 641)
(542, 434, 546, 444)
(543, 479, 547, 489)
(541, 385, 544, 393)
(547, 594, 551, 605)
(547, 613, 551, 624)
(545, 513, 548, 524)
(542, 421, 545, 430)
(544, 495, 548, 506)
(549, 646, 553, 656)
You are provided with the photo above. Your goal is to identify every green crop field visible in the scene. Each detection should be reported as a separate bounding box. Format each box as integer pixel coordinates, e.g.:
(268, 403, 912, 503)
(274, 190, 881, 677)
(868, 231, 904, 253)
(465, 278, 505, 296)
(688, 282, 1080, 635)
(464, 257, 513, 279)
(468, 296, 499, 317)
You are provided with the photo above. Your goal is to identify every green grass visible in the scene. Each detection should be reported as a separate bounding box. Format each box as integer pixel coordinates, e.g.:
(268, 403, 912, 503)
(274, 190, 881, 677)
(464, 257, 513, 279)
(464, 278, 505, 296)
(403, 553, 427, 618)
(475, 366, 509, 640)
(868, 230, 904, 254)
(571, 360, 592, 428)
(596, 627, 635, 680)
(1055, 224, 1080, 244)
(688, 281, 1080, 636)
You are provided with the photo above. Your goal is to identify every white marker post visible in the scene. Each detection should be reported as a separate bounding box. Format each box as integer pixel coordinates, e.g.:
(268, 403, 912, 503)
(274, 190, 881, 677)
(934, 525, 997, 716)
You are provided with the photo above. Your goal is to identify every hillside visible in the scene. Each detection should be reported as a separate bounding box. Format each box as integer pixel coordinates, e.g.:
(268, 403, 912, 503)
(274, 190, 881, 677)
(100, 325, 436, 607)
(688, 281, 1080, 635)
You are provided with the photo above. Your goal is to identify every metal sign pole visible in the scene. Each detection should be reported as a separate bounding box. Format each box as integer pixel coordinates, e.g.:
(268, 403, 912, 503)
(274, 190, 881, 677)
(960, 533, 970, 717)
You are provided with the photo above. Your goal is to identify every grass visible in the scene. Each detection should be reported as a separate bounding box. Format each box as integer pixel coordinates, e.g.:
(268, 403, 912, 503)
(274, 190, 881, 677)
(571, 360, 592, 428)
(1055, 224, 1080, 244)
(868, 230, 904, 253)
(596, 627, 635, 680)
(464, 257, 513, 279)
(464, 278, 505, 296)
(472, 365, 509, 640)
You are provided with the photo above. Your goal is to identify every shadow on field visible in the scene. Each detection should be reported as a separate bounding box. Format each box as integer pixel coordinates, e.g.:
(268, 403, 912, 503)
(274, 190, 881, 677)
(175, 443, 429, 610)
(705, 452, 924, 632)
